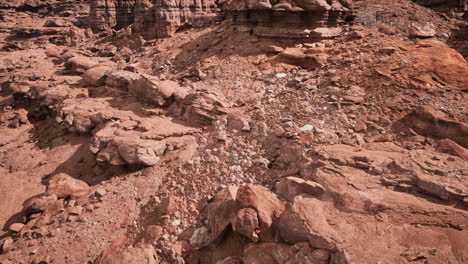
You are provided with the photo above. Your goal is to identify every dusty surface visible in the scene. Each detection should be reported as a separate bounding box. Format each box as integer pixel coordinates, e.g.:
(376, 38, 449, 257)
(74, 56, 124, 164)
(0, 0, 467, 263)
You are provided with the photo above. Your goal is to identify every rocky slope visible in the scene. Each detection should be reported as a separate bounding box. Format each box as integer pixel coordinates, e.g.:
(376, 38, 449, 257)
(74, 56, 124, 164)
(0, 0, 467, 263)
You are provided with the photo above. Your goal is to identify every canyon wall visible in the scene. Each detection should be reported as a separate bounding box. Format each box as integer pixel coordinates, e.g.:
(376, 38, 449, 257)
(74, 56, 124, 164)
(89, 0, 353, 39)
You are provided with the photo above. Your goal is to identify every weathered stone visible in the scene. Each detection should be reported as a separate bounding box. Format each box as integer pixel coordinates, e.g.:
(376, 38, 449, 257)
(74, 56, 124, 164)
(46, 173, 90, 199)
(278, 196, 340, 250)
(106, 70, 140, 90)
(236, 185, 286, 236)
(8, 223, 25, 233)
(278, 48, 328, 68)
(128, 75, 188, 106)
(207, 186, 239, 241)
(276, 177, 325, 201)
(81, 66, 112, 86)
(434, 138, 468, 161)
(231, 208, 259, 242)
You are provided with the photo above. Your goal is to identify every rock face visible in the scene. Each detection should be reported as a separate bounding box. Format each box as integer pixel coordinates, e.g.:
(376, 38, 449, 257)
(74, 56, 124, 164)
(224, 0, 353, 38)
(89, 0, 352, 39)
(90, 0, 219, 38)
(89, 0, 137, 32)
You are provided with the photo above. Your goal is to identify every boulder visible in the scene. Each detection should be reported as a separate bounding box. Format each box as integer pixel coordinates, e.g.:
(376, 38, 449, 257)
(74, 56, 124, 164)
(278, 48, 328, 69)
(278, 196, 340, 250)
(176, 92, 229, 126)
(81, 66, 112, 87)
(236, 185, 286, 238)
(410, 23, 435, 38)
(106, 70, 140, 90)
(64, 56, 99, 73)
(434, 138, 468, 161)
(46, 173, 90, 199)
(231, 208, 260, 242)
(128, 75, 188, 106)
(207, 186, 239, 241)
(97, 138, 167, 166)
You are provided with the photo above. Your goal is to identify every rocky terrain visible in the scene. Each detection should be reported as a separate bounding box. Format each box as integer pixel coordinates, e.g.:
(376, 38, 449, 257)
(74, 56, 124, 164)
(0, 0, 467, 263)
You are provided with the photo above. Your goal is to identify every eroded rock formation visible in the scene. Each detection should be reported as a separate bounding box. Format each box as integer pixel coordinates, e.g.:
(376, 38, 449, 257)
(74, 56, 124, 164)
(89, 0, 354, 39)
(224, 0, 353, 38)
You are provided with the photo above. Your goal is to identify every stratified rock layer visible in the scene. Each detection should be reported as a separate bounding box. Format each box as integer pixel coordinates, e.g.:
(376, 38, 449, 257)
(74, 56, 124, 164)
(224, 0, 353, 38)
(89, 0, 353, 39)
(90, 0, 219, 38)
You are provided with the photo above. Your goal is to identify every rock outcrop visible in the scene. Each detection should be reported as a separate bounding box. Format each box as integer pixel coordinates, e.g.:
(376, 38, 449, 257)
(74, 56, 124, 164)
(89, 0, 353, 39)
(224, 0, 353, 38)
(90, 0, 219, 38)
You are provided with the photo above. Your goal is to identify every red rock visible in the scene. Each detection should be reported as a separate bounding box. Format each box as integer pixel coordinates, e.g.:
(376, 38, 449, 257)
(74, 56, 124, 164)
(243, 242, 330, 264)
(64, 56, 99, 73)
(207, 186, 239, 241)
(278, 196, 340, 250)
(46, 173, 90, 199)
(342, 95, 364, 104)
(276, 177, 325, 201)
(260, 45, 284, 53)
(405, 106, 468, 148)
(231, 208, 259, 242)
(278, 48, 328, 69)
(434, 138, 468, 161)
(354, 120, 367, 132)
(106, 70, 140, 90)
(236, 185, 286, 236)
(377, 24, 398, 35)
(137, 225, 163, 245)
(128, 75, 189, 106)
(8, 223, 25, 233)
(81, 66, 112, 87)
(96, 243, 158, 264)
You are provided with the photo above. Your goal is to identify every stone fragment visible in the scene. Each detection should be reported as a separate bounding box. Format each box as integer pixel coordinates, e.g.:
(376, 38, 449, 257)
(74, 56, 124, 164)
(405, 106, 468, 148)
(410, 23, 436, 38)
(279, 48, 328, 68)
(68, 206, 83, 216)
(8, 223, 25, 233)
(231, 208, 259, 242)
(354, 120, 367, 132)
(260, 45, 284, 53)
(207, 186, 239, 241)
(276, 177, 325, 201)
(46, 173, 90, 199)
(227, 113, 251, 132)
